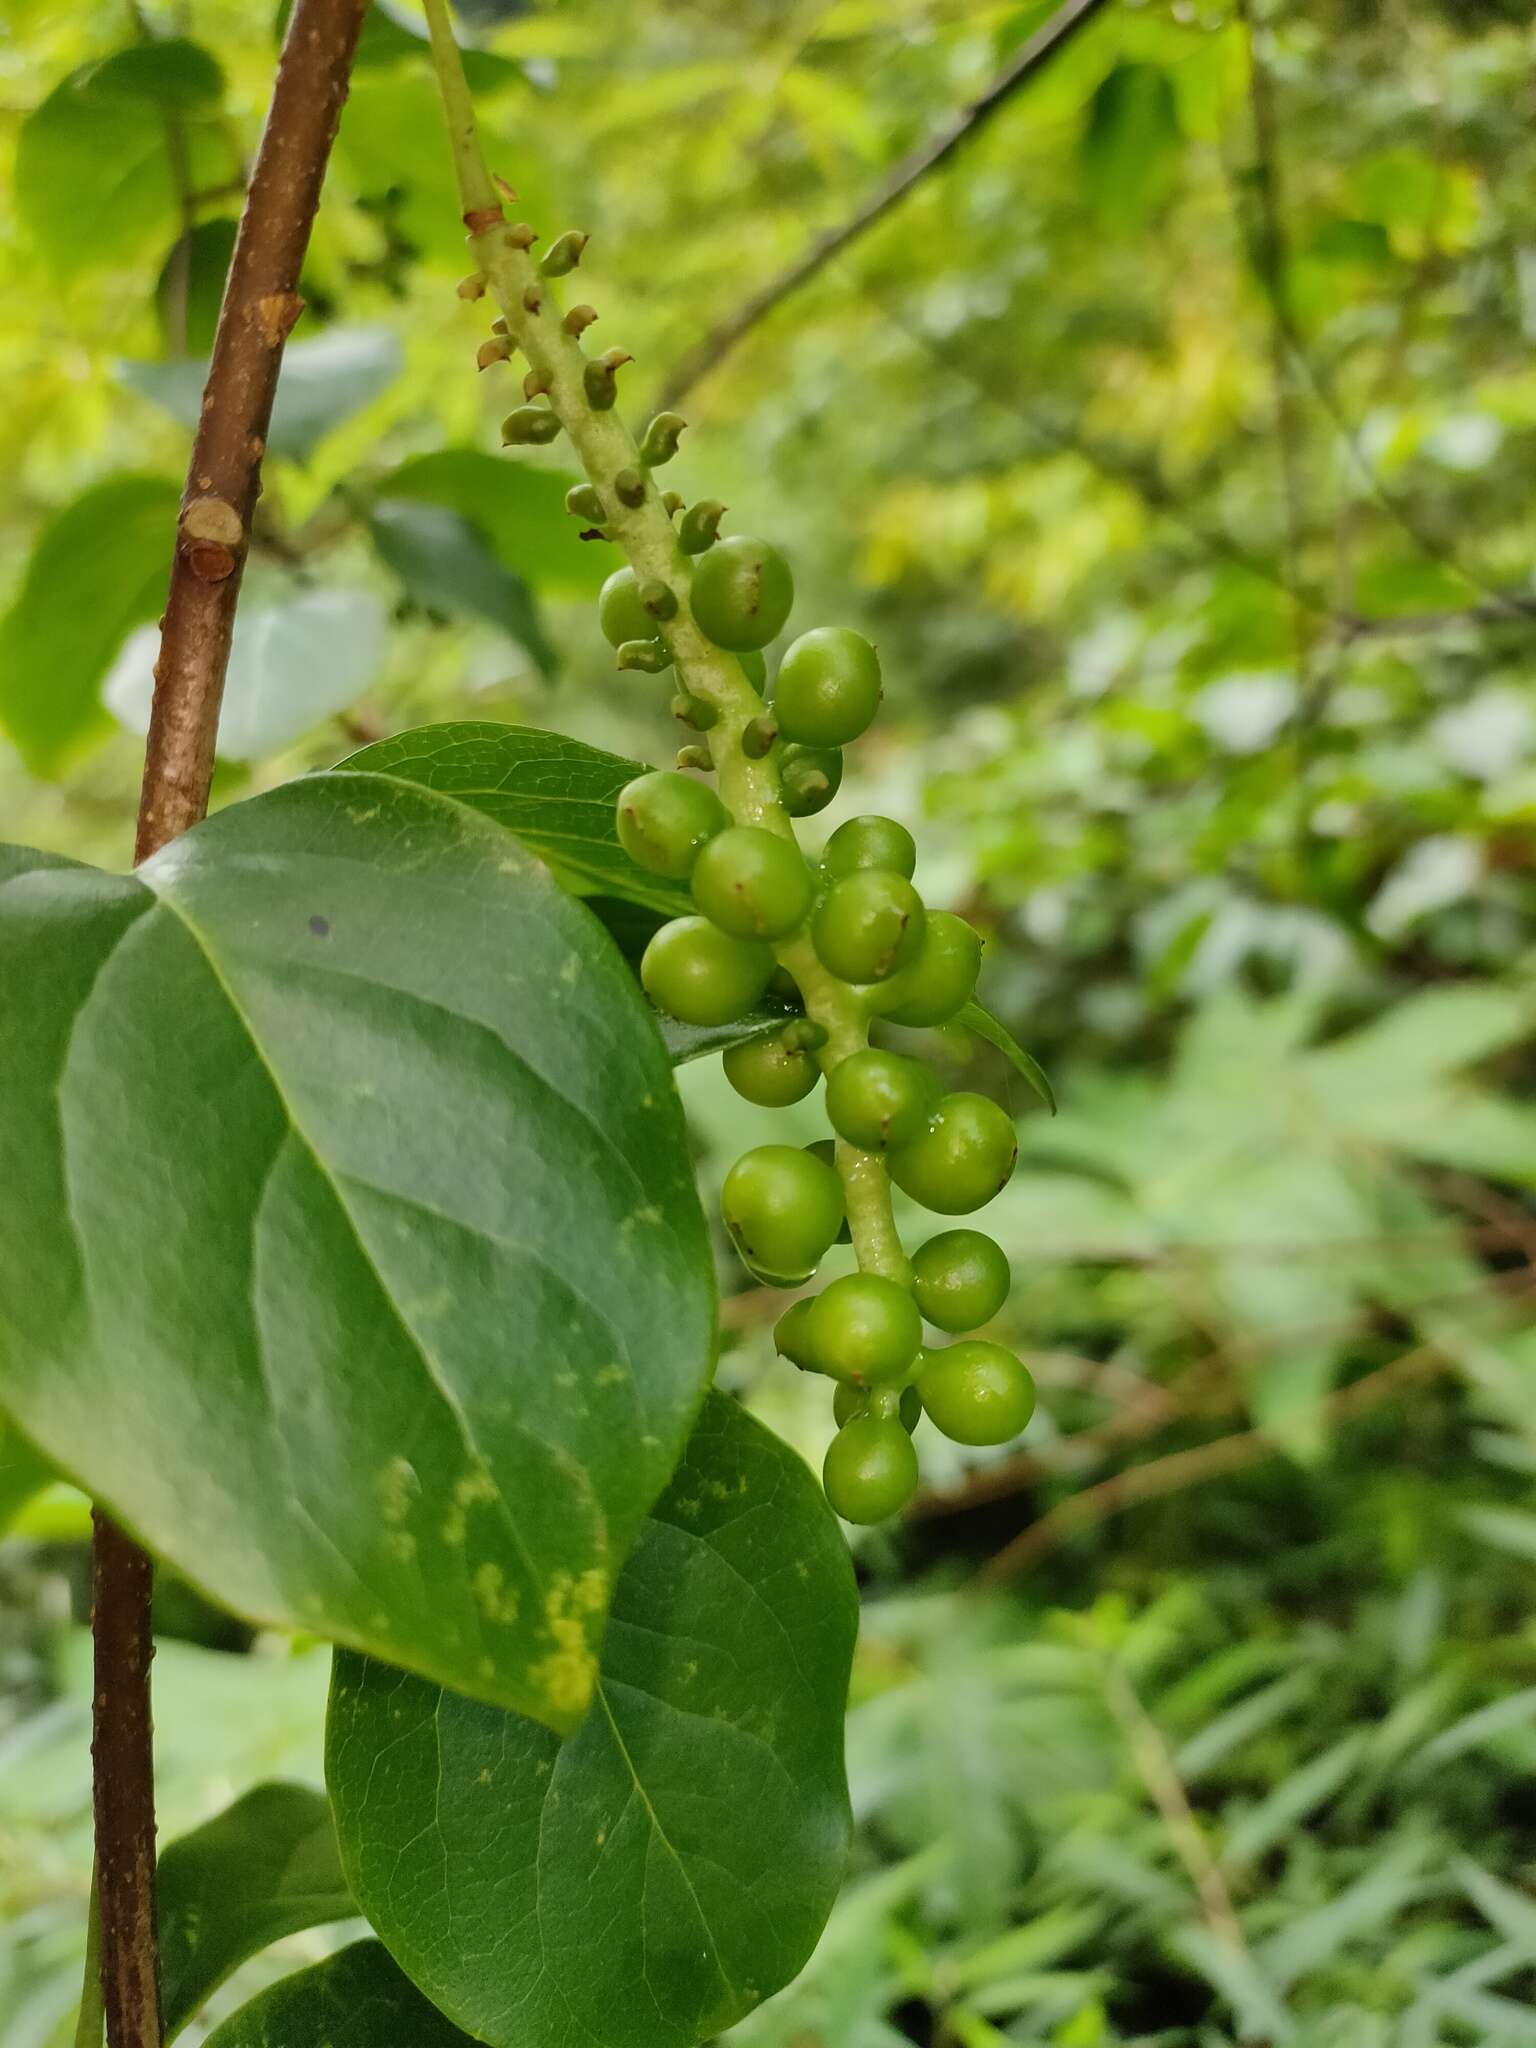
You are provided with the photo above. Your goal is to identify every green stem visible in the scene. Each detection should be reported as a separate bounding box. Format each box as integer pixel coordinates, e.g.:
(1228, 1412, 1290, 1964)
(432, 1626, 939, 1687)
(74, 1862, 105, 2048)
(422, 0, 909, 1288)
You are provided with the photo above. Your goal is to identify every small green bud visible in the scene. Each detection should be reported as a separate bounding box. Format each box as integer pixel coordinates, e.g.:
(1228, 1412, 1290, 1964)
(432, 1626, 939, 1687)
(741, 714, 778, 759)
(565, 484, 606, 524)
(563, 304, 598, 336)
(540, 229, 589, 276)
(662, 491, 686, 517)
(671, 692, 718, 731)
(677, 744, 714, 772)
(501, 405, 562, 446)
(457, 272, 486, 300)
(679, 499, 726, 554)
(639, 412, 687, 467)
(582, 349, 632, 412)
(522, 368, 550, 400)
(615, 468, 647, 508)
(490, 316, 508, 335)
(639, 578, 678, 621)
(506, 221, 538, 250)
(476, 337, 511, 371)
(616, 638, 672, 673)
(781, 1018, 828, 1053)
(521, 283, 543, 314)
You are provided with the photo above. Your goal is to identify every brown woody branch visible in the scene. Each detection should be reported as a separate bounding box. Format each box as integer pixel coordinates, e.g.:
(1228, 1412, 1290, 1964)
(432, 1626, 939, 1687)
(99, 8, 369, 2047)
(655, 0, 1112, 411)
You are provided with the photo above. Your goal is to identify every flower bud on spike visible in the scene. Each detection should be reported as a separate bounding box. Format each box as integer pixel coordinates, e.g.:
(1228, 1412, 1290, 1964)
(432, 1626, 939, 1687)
(493, 174, 518, 203)
(677, 745, 714, 772)
(741, 715, 778, 759)
(501, 405, 563, 446)
(565, 484, 606, 525)
(679, 499, 726, 554)
(457, 273, 486, 300)
(540, 230, 589, 276)
(616, 639, 671, 673)
(583, 361, 617, 410)
(662, 491, 685, 517)
(640, 578, 677, 621)
(523, 368, 550, 400)
(615, 469, 647, 508)
(522, 284, 543, 314)
(671, 691, 718, 730)
(491, 316, 508, 335)
(477, 337, 511, 371)
(782, 1018, 828, 1053)
(639, 412, 687, 467)
(563, 304, 598, 336)
(506, 222, 538, 250)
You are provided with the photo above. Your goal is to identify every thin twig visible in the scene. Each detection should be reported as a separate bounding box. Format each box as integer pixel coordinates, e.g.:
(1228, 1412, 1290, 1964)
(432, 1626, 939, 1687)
(97, 8, 369, 2047)
(655, 0, 1113, 410)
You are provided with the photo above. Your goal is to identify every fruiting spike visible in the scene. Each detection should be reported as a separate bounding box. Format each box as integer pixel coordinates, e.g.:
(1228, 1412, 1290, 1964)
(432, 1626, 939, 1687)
(457, 272, 486, 300)
(477, 337, 511, 371)
(501, 405, 563, 446)
(639, 412, 687, 468)
(639, 578, 677, 621)
(541, 230, 589, 276)
(565, 484, 606, 524)
(563, 304, 598, 336)
(678, 499, 726, 554)
(616, 639, 672, 674)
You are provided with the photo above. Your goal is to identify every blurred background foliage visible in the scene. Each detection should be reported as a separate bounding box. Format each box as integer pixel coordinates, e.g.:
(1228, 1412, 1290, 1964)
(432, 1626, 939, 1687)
(2, 0, 1535, 2041)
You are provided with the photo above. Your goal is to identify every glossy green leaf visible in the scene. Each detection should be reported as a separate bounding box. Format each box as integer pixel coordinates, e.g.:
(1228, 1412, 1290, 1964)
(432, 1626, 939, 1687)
(159, 1783, 353, 2040)
(377, 451, 609, 598)
(958, 1000, 1057, 1114)
(0, 1417, 57, 1536)
(327, 1392, 857, 2048)
(203, 1941, 475, 2048)
(0, 774, 714, 1729)
(17, 43, 232, 276)
(337, 721, 692, 917)
(155, 218, 238, 356)
(121, 326, 403, 460)
(0, 475, 179, 777)
(1080, 63, 1181, 227)
(369, 501, 558, 678)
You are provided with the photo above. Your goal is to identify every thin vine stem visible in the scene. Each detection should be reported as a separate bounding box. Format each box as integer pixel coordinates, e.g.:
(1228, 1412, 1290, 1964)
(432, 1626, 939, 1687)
(422, 0, 909, 1284)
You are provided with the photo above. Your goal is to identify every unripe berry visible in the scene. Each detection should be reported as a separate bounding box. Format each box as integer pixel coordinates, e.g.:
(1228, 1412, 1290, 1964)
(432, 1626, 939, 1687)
(737, 651, 768, 689)
(833, 1381, 922, 1430)
(640, 916, 774, 1026)
(599, 567, 661, 650)
(910, 1230, 1011, 1332)
(812, 871, 926, 984)
(872, 910, 983, 1027)
(918, 1341, 1035, 1446)
(723, 1031, 820, 1107)
(773, 1297, 820, 1370)
(691, 826, 814, 940)
(823, 813, 916, 880)
(780, 742, 843, 818)
(807, 1272, 922, 1385)
(803, 1140, 852, 1243)
(774, 628, 882, 747)
(888, 1092, 1017, 1214)
(823, 1416, 918, 1523)
(722, 1145, 844, 1285)
(616, 771, 728, 879)
(825, 1049, 941, 1151)
(690, 536, 794, 651)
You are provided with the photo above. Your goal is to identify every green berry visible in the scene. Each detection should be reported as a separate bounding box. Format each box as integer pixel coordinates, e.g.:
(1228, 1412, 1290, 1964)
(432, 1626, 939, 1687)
(616, 770, 728, 879)
(722, 1144, 844, 1284)
(773, 1297, 821, 1371)
(723, 1031, 820, 1107)
(807, 1272, 922, 1385)
(823, 814, 916, 880)
(803, 1140, 852, 1242)
(823, 1416, 919, 1523)
(690, 536, 794, 651)
(737, 651, 768, 689)
(911, 1230, 1011, 1332)
(833, 1381, 922, 1430)
(780, 742, 843, 817)
(888, 1092, 1017, 1214)
(691, 826, 813, 941)
(812, 871, 926, 984)
(598, 566, 661, 650)
(640, 916, 774, 1026)
(872, 911, 983, 1027)
(825, 1049, 940, 1150)
(774, 628, 882, 747)
(918, 1341, 1035, 1446)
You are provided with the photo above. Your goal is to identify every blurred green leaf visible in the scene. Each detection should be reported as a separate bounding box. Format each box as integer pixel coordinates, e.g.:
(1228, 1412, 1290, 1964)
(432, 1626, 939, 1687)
(376, 450, 609, 598)
(369, 499, 557, 677)
(1080, 64, 1181, 227)
(958, 1000, 1056, 1112)
(120, 326, 403, 459)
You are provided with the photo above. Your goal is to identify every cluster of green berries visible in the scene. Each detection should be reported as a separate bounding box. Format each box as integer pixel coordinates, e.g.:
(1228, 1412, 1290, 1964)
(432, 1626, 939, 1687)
(608, 551, 1033, 1526)
(469, 212, 1033, 1524)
